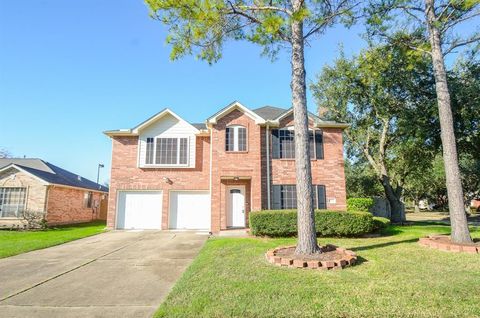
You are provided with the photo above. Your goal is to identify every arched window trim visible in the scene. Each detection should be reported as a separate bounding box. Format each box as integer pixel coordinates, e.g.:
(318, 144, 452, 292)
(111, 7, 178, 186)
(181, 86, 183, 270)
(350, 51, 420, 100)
(226, 125, 247, 152)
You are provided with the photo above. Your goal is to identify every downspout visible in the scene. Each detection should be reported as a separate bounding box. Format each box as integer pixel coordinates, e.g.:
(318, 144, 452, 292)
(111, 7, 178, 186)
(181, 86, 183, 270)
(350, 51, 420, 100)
(44, 185, 50, 222)
(209, 124, 213, 233)
(266, 124, 271, 210)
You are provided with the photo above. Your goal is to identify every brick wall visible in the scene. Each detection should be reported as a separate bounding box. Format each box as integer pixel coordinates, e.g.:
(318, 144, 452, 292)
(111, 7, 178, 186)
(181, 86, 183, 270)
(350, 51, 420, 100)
(269, 114, 347, 210)
(107, 135, 210, 229)
(106, 109, 347, 232)
(210, 109, 263, 232)
(47, 186, 104, 225)
(0, 168, 47, 214)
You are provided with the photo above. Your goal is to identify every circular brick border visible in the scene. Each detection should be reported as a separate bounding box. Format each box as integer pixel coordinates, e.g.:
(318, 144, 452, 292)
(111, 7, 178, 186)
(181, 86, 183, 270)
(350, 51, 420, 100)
(265, 244, 357, 270)
(418, 235, 479, 254)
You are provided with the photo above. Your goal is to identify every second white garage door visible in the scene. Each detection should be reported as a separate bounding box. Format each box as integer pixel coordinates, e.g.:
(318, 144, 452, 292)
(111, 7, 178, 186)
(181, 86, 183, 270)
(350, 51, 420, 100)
(169, 191, 210, 230)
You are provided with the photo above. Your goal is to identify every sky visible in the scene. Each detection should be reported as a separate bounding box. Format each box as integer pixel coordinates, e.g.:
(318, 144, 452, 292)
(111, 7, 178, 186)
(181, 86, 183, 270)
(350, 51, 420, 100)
(0, 0, 369, 184)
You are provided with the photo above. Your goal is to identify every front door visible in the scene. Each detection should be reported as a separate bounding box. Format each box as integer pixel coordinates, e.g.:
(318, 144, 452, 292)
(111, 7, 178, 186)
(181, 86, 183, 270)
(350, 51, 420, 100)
(227, 186, 245, 227)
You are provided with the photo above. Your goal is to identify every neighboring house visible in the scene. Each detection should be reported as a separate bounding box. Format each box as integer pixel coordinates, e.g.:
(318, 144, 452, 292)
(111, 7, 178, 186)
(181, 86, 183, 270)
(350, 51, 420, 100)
(0, 158, 109, 227)
(105, 101, 348, 233)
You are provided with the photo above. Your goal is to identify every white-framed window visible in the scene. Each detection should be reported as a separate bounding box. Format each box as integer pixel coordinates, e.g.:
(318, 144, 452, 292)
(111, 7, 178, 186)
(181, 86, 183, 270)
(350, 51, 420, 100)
(225, 125, 247, 152)
(145, 137, 189, 166)
(271, 185, 326, 210)
(84, 191, 93, 208)
(272, 127, 324, 160)
(0, 187, 27, 218)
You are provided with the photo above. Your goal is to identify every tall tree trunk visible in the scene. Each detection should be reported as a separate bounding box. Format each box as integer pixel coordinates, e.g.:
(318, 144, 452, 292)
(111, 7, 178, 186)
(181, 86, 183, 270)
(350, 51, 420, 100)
(380, 175, 405, 223)
(424, 0, 472, 243)
(291, 0, 319, 255)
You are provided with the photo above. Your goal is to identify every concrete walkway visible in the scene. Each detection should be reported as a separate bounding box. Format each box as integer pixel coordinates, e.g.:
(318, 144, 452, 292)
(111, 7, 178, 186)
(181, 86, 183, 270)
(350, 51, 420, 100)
(0, 230, 208, 318)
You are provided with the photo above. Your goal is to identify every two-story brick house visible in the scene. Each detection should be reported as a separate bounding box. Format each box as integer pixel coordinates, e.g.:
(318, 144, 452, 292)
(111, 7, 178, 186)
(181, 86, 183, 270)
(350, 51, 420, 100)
(104, 101, 348, 233)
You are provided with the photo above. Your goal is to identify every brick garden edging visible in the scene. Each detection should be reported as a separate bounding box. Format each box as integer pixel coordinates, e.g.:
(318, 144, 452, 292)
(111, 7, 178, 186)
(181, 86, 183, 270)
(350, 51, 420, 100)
(265, 244, 357, 270)
(418, 235, 479, 254)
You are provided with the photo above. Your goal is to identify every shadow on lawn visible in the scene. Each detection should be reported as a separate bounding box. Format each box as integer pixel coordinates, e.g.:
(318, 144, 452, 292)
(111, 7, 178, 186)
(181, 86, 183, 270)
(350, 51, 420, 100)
(351, 238, 418, 252)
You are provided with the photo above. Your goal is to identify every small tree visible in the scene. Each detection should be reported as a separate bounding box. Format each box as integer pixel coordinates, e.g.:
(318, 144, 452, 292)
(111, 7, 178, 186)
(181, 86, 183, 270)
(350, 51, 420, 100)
(365, 0, 479, 243)
(145, 0, 359, 255)
(0, 148, 11, 158)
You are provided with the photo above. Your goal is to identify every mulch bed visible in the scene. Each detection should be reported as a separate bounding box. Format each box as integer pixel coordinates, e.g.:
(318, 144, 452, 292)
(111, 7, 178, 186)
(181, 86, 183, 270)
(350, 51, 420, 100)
(265, 244, 357, 270)
(418, 235, 479, 253)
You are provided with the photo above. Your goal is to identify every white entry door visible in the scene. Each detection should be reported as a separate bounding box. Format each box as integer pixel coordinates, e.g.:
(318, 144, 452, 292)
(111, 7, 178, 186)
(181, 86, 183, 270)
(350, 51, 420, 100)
(227, 186, 245, 227)
(117, 191, 163, 230)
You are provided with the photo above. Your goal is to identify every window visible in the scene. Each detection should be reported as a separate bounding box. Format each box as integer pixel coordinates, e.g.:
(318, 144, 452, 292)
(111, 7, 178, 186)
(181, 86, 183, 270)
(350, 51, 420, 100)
(272, 185, 326, 210)
(146, 137, 154, 164)
(84, 192, 93, 208)
(0, 187, 27, 218)
(279, 129, 295, 159)
(225, 126, 247, 152)
(144, 137, 189, 166)
(272, 129, 324, 160)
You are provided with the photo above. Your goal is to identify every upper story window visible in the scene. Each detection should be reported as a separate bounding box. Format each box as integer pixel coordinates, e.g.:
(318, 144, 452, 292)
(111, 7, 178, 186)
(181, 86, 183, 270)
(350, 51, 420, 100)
(272, 128, 324, 160)
(145, 137, 188, 166)
(0, 187, 26, 218)
(226, 125, 247, 152)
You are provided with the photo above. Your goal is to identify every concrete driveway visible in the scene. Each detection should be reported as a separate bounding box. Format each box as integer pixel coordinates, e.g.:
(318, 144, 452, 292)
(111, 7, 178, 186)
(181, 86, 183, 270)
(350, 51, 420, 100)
(0, 230, 208, 318)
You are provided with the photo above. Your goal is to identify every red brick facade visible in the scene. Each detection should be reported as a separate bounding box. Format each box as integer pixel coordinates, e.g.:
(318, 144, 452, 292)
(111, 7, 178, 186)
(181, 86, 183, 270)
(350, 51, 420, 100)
(47, 187, 105, 225)
(106, 107, 347, 233)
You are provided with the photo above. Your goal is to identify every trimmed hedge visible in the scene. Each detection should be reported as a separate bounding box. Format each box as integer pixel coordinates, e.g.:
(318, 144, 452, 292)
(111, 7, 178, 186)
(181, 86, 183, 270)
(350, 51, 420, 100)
(347, 198, 374, 212)
(373, 216, 391, 232)
(249, 210, 374, 237)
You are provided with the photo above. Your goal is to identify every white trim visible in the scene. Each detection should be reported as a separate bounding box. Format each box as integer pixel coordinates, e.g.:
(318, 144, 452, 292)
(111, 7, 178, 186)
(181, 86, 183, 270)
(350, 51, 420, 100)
(207, 101, 265, 125)
(133, 108, 200, 134)
(50, 184, 108, 193)
(209, 126, 213, 229)
(141, 136, 190, 168)
(266, 125, 271, 210)
(0, 164, 50, 185)
(225, 125, 247, 152)
(226, 185, 246, 228)
(115, 189, 163, 230)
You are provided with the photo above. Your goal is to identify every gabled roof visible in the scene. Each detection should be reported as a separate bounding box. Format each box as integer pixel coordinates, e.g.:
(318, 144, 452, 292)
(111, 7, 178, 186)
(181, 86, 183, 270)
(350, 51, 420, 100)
(253, 105, 349, 128)
(206, 101, 266, 125)
(252, 106, 287, 121)
(0, 158, 109, 192)
(104, 108, 200, 137)
(105, 102, 348, 137)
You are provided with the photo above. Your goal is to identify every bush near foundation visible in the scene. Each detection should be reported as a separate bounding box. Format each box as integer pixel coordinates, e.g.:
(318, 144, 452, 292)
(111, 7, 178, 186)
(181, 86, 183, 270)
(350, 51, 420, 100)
(249, 210, 374, 237)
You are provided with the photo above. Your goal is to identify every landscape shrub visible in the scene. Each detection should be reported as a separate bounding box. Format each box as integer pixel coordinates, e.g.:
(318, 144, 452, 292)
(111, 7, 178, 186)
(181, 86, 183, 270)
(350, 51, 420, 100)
(372, 216, 391, 232)
(347, 198, 374, 212)
(249, 210, 374, 237)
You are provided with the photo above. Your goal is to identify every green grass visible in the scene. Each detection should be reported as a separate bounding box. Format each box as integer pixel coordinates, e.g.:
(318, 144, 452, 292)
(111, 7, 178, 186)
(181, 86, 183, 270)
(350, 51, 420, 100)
(0, 221, 106, 258)
(156, 224, 480, 318)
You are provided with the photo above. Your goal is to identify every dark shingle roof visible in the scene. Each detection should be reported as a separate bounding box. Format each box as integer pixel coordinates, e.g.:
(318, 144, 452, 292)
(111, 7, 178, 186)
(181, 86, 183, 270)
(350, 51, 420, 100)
(0, 158, 108, 192)
(252, 106, 288, 120)
(191, 123, 207, 130)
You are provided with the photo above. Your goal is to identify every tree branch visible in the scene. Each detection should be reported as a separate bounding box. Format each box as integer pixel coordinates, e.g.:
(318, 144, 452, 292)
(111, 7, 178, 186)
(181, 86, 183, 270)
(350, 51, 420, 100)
(444, 33, 480, 55)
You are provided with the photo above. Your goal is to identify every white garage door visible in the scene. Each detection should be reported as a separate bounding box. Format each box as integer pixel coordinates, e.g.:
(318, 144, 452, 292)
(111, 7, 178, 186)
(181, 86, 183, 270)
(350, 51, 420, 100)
(117, 191, 163, 230)
(169, 191, 210, 230)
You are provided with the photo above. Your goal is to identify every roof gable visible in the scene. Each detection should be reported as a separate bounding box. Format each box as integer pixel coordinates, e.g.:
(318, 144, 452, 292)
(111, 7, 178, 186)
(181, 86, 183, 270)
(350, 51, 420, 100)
(132, 108, 200, 134)
(0, 159, 108, 192)
(206, 101, 266, 125)
(104, 108, 200, 137)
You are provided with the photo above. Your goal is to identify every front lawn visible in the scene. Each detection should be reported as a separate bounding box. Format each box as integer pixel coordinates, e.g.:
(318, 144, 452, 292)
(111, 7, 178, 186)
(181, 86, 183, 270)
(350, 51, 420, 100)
(0, 221, 106, 258)
(157, 224, 480, 318)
